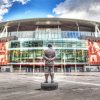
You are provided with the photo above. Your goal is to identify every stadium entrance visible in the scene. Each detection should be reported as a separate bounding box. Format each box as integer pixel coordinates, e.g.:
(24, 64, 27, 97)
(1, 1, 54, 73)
(64, 65, 84, 72)
(12, 64, 84, 73)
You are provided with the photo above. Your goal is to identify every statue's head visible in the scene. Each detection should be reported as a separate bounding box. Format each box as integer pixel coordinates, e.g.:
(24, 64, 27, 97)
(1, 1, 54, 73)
(48, 44, 52, 48)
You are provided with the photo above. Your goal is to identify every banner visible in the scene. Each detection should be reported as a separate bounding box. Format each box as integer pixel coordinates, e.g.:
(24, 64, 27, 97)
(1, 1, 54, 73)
(88, 40, 100, 64)
(0, 42, 8, 65)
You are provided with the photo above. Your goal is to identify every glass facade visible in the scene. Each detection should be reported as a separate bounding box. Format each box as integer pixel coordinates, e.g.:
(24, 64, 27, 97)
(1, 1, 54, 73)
(9, 50, 20, 63)
(8, 40, 87, 63)
(10, 41, 20, 48)
(22, 40, 43, 47)
(1, 17, 100, 73)
(7, 25, 97, 72)
(7, 28, 90, 72)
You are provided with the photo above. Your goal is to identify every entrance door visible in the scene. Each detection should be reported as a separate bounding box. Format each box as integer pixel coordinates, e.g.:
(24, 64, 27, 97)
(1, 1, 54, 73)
(66, 66, 71, 72)
(26, 66, 33, 72)
(77, 66, 84, 72)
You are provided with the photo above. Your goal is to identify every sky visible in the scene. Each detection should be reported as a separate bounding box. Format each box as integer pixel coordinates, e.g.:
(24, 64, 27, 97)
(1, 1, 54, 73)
(0, 0, 100, 22)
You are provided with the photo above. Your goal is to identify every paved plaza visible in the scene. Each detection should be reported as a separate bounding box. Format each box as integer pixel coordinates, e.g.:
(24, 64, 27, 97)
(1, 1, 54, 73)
(0, 72, 100, 100)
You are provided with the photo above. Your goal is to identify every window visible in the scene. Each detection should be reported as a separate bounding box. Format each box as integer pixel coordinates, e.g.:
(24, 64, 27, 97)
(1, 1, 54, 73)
(10, 42, 20, 48)
(22, 41, 43, 47)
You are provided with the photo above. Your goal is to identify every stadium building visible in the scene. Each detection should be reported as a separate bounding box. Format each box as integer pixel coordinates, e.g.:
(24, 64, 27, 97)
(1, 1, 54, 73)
(0, 18, 100, 72)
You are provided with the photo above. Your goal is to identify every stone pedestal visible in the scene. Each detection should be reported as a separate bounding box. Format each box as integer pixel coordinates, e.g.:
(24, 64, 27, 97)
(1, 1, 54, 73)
(41, 82, 58, 90)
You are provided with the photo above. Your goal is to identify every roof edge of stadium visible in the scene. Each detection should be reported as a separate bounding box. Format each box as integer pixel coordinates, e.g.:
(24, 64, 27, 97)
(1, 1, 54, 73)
(0, 18, 100, 25)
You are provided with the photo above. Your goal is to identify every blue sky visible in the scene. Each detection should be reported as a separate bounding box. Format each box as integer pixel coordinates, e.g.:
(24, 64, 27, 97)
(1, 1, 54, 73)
(0, 0, 100, 22)
(1, 0, 64, 21)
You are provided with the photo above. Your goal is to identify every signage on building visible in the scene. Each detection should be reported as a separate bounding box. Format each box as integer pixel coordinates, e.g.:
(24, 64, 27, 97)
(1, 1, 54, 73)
(0, 42, 8, 65)
(88, 40, 100, 64)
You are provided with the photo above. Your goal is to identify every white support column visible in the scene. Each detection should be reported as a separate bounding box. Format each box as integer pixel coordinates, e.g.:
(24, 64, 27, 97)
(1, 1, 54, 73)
(0, 24, 8, 38)
(61, 65, 63, 73)
(63, 53, 66, 72)
(76, 22, 80, 32)
(75, 22, 79, 72)
(33, 65, 34, 73)
(5, 25, 8, 37)
(74, 48, 77, 72)
(19, 64, 21, 72)
(95, 24, 100, 37)
(36, 25, 39, 39)
(17, 22, 20, 33)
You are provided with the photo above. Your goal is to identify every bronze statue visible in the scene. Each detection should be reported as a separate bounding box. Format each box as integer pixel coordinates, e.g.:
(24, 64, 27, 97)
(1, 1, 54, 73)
(43, 44, 56, 83)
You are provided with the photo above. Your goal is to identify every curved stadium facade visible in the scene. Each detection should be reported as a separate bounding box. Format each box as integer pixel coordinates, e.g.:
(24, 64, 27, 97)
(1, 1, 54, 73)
(0, 18, 100, 72)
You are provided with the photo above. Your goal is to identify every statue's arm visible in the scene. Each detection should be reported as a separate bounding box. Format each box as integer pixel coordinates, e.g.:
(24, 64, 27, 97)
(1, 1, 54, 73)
(43, 50, 49, 61)
(49, 51, 56, 61)
(50, 57, 55, 61)
(43, 56, 49, 61)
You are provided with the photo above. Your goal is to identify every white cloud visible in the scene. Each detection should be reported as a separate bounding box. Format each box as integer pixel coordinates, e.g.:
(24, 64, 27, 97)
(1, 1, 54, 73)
(0, 16, 3, 21)
(90, 4, 100, 13)
(52, 0, 100, 22)
(13, 0, 30, 5)
(0, 0, 30, 22)
(0, 8, 9, 15)
(2, 0, 9, 4)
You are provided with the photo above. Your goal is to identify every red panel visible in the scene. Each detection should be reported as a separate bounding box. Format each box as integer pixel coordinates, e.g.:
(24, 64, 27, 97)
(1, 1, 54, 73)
(0, 42, 8, 65)
(88, 40, 100, 64)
